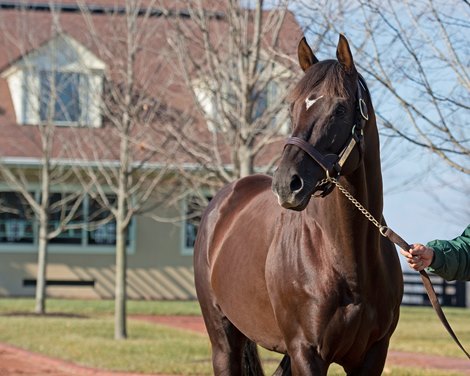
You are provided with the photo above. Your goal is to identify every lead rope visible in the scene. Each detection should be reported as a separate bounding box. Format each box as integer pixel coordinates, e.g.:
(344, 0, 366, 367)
(322, 175, 470, 360)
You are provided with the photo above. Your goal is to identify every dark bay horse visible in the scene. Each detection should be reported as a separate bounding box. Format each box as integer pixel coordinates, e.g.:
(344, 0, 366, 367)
(194, 35, 403, 375)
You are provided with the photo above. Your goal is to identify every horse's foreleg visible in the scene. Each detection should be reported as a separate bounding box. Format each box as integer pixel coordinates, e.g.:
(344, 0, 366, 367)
(344, 336, 389, 376)
(206, 308, 265, 376)
(196, 271, 261, 375)
(209, 314, 247, 375)
(287, 343, 328, 376)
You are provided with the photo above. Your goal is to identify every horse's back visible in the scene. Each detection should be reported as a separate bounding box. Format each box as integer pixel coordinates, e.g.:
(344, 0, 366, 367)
(194, 174, 284, 349)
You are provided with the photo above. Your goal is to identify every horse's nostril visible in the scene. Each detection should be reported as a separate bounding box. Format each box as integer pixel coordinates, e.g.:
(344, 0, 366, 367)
(290, 175, 303, 193)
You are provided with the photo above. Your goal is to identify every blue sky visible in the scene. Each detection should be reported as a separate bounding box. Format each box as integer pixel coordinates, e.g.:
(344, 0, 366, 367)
(382, 148, 469, 266)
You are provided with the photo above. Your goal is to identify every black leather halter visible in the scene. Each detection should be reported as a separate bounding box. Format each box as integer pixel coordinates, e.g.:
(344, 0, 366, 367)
(284, 75, 369, 196)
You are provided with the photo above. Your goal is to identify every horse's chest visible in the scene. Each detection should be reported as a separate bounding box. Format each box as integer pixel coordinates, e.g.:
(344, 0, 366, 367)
(265, 228, 376, 349)
(266, 259, 374, 354)
(266, 223, 357, 306)
(266, 257, 362, 318)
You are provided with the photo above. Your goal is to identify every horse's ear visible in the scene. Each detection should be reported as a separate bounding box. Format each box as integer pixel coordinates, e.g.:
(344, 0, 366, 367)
(336, 34, 355, 73)
(298, 37, 319, 72)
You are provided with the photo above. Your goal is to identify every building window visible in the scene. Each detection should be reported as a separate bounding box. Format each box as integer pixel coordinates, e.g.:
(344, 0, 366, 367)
(39, 71, 89, 124)
(0, 191, 134, 252)
(194, 77, 285, 134)
(88, 196, 116, 245)
(88, 195, 132, 246)
(48, 193, 84, 245)
(0, 192, 34, 244)
(183, 195, 212, 254)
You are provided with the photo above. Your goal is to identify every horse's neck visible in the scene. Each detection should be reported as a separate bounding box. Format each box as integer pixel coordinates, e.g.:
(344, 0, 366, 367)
(312, 133, 384, 257)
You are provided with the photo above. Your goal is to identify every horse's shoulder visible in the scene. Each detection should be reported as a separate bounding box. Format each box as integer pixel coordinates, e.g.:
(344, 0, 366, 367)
(218, 174, 273, 213)
(202, 174, 274, 234)
(231, 174, 273, 194)
(200, 174, 276, 267)
(209, 174, 272, 207)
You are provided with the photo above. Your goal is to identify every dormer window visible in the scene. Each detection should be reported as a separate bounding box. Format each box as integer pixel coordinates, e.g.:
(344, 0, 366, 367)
(39, 71, 89, 124)
(193, 58, 290, 135)
(1, 34, 104, 127)
(39, 71, 82, 124)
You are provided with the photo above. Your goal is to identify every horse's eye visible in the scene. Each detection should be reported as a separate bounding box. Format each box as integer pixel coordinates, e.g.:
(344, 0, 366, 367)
(335, 105, 346, 116)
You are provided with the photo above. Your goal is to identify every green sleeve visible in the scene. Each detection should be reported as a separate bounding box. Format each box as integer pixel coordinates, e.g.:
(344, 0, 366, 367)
(427, 225, 470, 281)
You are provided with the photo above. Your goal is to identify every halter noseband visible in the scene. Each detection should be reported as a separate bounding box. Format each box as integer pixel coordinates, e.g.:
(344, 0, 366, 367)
(284, 75, 369, 197)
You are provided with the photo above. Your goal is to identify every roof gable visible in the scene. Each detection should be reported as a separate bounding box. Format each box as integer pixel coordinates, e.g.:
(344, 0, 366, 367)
(1, 33, 105, 78)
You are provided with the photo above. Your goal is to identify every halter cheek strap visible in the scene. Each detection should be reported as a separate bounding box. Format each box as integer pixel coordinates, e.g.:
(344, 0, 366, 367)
(335, 82, 368, 174)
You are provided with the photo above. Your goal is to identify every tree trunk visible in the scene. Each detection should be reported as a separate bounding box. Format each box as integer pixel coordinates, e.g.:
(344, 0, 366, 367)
(239, 146, 254, 178)
(35, 154, 50, 315)
(114, 218, 127, 340)
(35, 211, 48, 314)
(114, 103, 130, 339)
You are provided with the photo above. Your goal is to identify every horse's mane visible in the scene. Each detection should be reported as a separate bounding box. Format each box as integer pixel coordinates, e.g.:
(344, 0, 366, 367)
(288, 60, 348, 103)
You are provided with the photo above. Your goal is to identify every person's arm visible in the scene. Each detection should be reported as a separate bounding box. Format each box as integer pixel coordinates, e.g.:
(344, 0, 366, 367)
(426, 225, 470, 281)
(400, 225, 470, 281)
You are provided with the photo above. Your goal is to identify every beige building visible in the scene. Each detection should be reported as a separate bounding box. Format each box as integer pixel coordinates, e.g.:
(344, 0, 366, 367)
(0, 1, 300, 299)
(0, 198, 196, 300)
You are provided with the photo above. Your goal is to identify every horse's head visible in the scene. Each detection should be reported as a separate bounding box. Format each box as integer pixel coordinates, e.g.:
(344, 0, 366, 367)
(272, 34, 368, 211)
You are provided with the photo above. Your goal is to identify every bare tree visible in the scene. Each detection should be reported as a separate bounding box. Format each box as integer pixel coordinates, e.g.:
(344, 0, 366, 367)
(69, 0, 184, 340)
(165, 0, 301, 190)
(0, 7, 91, 315)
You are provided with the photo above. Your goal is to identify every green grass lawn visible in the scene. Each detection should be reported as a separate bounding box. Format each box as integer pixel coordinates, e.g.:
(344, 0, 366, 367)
(391, 306, 470, 357)
(0, 298, 468, 375)
(0, 298, 202, 316)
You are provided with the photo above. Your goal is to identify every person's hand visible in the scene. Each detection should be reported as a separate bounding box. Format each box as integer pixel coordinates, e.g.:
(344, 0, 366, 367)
(399, 243, 435, 271)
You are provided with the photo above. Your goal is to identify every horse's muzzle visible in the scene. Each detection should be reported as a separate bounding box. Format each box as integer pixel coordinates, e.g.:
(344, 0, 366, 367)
(272, 168, 312, 211)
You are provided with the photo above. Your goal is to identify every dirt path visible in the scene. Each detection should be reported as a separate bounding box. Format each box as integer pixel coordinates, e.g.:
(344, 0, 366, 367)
(0, 315, 468, 375)
(0, 341, 168, 376)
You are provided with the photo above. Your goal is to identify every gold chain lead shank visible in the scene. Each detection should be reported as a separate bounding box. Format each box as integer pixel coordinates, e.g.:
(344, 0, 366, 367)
(321, 177, 389, 237)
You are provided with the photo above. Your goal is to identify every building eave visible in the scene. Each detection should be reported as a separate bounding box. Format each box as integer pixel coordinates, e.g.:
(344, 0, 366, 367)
(0, 156, 216, 172)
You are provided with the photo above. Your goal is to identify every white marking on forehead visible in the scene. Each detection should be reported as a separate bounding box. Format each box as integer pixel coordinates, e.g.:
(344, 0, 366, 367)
(305, 95, 324, 111)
